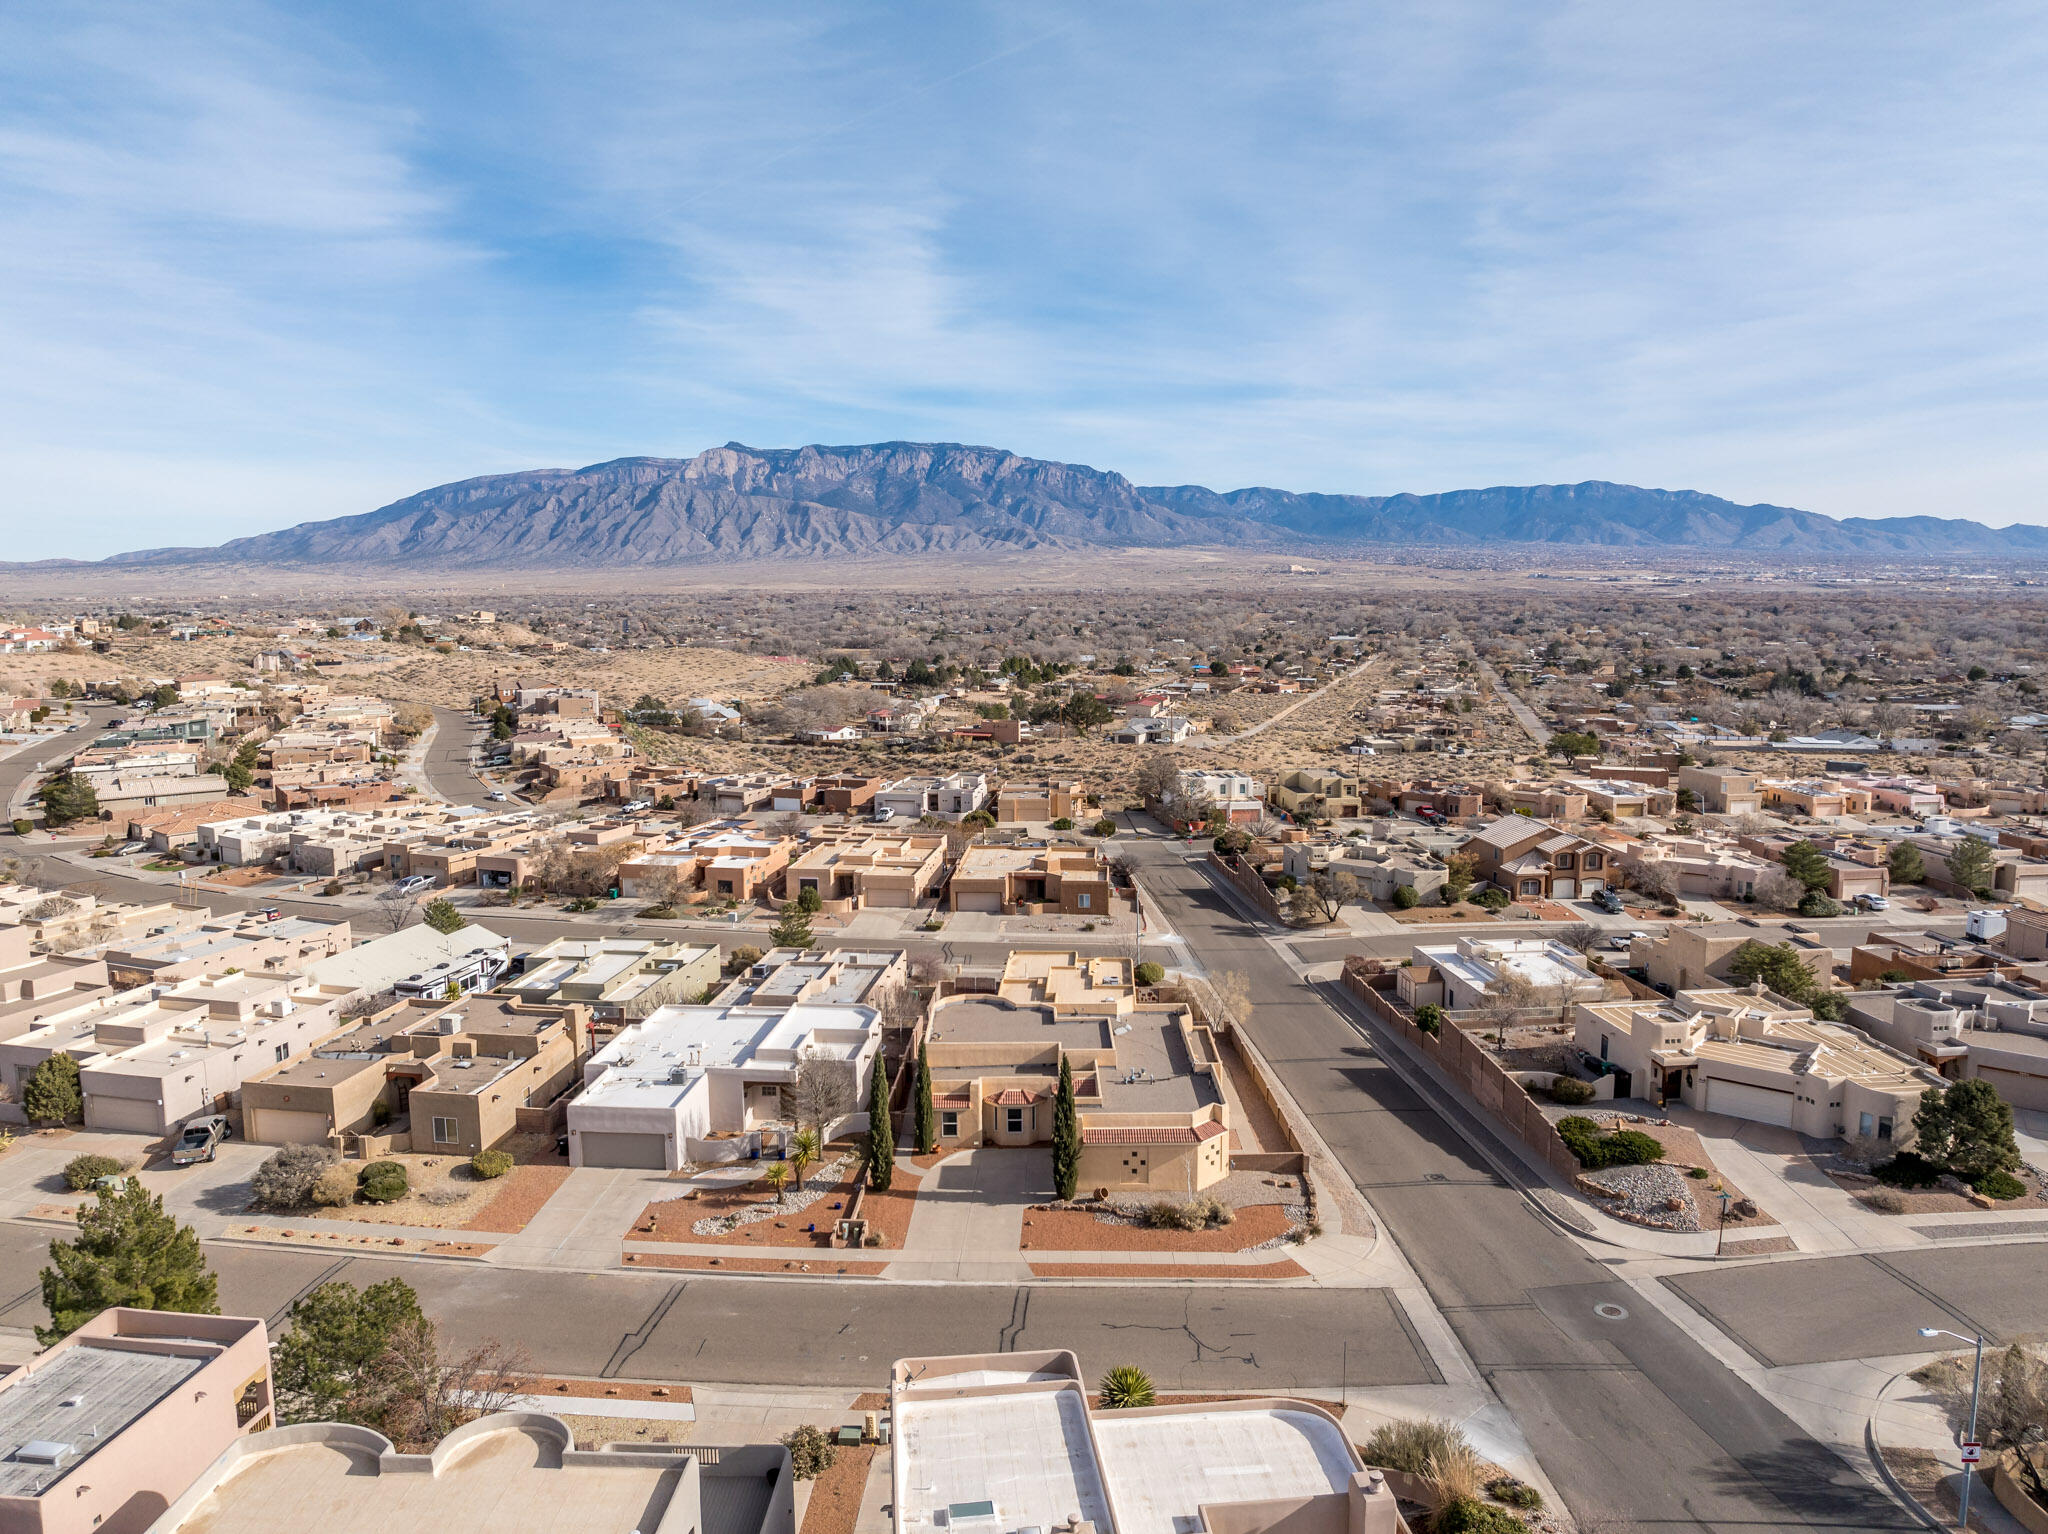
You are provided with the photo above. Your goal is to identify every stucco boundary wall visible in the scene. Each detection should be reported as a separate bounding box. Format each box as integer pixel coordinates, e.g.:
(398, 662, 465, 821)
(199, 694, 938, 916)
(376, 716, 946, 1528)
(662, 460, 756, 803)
(1209, 850, 1287, 923)
(1339, 963, 1585, 1187)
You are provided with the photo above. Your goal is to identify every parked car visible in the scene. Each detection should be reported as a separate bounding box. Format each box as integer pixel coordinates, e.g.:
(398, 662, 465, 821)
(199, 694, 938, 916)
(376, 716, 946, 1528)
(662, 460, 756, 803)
(1856, 894, 1890, 911)
(1604, 934, 1633, 951)
(253, 905, 282, 922)
(1592, 889, 1625, 915)
(113, 840, 145, 855)
(394, 874, 435, 895)
(171, 1114, 232, 1166)
(623, 798, 653, 812)
(486, 790, 509, 801)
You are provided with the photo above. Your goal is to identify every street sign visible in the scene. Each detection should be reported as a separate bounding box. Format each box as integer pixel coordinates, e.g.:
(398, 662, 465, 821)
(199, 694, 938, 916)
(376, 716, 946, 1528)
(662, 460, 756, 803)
(1961, 1442, 1982, 1464)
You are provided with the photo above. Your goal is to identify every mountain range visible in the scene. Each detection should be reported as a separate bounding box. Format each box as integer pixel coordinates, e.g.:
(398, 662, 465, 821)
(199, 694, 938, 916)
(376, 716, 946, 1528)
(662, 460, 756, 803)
(33, 441, 2048, 567)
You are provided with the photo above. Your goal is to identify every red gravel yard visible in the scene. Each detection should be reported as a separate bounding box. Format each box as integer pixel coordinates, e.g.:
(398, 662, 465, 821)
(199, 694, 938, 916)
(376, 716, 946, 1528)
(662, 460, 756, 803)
(1021, 1201, 1295, 1252)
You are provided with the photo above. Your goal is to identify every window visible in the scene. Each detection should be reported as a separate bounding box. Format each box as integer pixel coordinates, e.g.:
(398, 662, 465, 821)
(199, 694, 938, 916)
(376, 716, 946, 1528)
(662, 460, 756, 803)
(273, 1042, 290, 1062)
(1859, 1112, 1874, 1137)
(432, 1117, 458, 1144)
(1555, 853, 1574, 869)
(1878, 1116, 1894, 1141)
(1005, 1107, 1025, 1135)
(940, 1111, 958, 1138)
(1585, 853, 1603, 870)
(1076, 892, 1091, 910)
(1599, 1035, 1609, 1061)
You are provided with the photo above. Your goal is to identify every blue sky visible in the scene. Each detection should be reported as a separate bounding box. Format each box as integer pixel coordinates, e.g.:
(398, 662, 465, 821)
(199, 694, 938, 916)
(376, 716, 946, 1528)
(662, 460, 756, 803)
(3, 1, 2045, 558)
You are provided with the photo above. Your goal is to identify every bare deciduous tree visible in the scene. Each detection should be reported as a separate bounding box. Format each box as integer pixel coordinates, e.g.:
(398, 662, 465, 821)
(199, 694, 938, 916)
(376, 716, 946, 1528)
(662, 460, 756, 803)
(376, 884, 419, 933)
(789, 1051, 856, 1133)
(349, 1315, 530, 1450)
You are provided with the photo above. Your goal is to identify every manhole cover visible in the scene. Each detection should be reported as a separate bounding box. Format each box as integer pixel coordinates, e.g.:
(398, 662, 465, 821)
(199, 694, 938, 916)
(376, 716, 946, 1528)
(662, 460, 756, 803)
(1593, 1302, 1629, 1321)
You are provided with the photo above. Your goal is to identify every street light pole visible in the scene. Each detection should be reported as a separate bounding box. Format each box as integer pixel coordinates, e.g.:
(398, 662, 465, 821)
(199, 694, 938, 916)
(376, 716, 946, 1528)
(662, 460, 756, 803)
(1716, 1189, 1732, 1256)
(1920, 1326, 1986, 1530)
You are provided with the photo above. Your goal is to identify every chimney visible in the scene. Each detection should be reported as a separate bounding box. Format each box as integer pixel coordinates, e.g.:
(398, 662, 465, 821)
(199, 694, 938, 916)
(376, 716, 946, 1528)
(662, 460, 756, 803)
(1348, 1470, 1402, 1534)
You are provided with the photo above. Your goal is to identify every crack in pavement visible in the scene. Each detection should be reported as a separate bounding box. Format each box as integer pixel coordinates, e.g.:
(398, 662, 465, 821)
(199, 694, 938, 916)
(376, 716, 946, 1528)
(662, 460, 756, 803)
(1100, 1293, 1259, 1369)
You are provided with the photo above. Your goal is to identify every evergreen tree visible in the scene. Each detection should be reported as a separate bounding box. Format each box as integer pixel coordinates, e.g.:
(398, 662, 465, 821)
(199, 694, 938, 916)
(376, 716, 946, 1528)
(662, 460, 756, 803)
(421, 898, 467, 934)
(1914, 1079, 2021, 1180)
(1779, 840, 1832, 892)
(1052, 1055, 1081, 1200)
(1888, 840, 1926, 886)
(272, 1277, 425, 1423)
(40, 1182, 218, 1345)
(770, 902, 814, 948)
(915, 1040, 937, 1155)
(864, 1057, 894, 1191)
(38, 771, 99, 827)
(1947, 835, 1996, 896)
(22, 1052, 82, 1125)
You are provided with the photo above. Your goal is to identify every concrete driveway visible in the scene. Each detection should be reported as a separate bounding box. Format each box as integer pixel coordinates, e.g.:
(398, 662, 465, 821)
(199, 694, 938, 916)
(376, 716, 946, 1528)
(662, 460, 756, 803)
(894, 1148, 1048, 1280)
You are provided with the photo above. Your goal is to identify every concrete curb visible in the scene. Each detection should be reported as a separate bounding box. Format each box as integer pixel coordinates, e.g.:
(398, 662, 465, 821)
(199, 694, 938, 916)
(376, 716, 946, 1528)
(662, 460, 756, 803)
(1864, 1367, 1953, 1532)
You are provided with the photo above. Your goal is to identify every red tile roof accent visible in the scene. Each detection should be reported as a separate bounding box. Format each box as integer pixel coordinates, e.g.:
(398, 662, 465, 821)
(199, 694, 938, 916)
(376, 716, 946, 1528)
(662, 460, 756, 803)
(1081, 1126, 1198, 1145)
(991, 1088, 1038, 1106)
(932, 1094, 972, 1108)
(1192, 1120, 1228, 1141)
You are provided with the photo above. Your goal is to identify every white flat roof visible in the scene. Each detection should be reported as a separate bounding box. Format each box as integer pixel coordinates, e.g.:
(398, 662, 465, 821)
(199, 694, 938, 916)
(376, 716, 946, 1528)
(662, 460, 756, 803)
(897, 1390, 1110, 1534)
(1090, 1410, 1357, 1534)
(581, 1002, 877, 1108)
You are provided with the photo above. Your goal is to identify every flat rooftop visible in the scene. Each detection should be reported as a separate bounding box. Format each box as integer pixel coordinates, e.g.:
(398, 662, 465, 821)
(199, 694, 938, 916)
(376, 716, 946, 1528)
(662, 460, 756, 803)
(173, 1430, 691, 1534)
(1090, 1409, 1358, 1534)
(1095, 1014, 1219, 1114)
(929, 999, 1113, 1050)
(896, 1390, 1111, 1534)
(0, 1343, 204, 1496)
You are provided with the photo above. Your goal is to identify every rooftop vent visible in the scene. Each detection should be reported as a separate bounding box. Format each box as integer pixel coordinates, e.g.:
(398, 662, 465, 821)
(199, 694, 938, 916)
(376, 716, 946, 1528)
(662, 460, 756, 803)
(14, 1441, 72, 1465)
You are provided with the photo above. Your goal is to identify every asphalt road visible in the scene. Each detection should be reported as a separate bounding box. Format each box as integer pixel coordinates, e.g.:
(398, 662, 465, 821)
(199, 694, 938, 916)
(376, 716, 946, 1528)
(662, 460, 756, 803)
(1123, 834, 1927, 1533)
(0, 707, 118, 819)
(424, 704, 493, 804)
(0, 1224, 1436, 1393)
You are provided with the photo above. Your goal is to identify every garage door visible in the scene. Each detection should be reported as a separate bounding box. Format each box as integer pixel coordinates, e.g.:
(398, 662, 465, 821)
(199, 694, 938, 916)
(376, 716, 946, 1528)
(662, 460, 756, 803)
(86, 1094, 165, 1135)
(578, 1131, 670, 1169)
(1974, 1067, 2048, 1112)
(1704, 1077, 1795, 1128)
(248, 1107, 332, 1145)
(953, 893, 1002, 914)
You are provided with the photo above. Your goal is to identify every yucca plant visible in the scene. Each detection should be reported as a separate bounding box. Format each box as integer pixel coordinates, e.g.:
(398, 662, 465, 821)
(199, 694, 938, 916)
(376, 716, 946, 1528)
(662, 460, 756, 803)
(1099, 1365, 1156, 1409)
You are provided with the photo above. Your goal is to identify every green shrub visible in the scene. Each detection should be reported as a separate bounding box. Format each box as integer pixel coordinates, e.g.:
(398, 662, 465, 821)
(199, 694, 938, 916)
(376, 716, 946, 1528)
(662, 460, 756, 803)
(1098, 1365, 1156, 1409)
(63, 1154, 127, 1190)
(1360, 1417, 1468, 1475)
(1557, 1116, 1665, 1170)
(1050, 817, 1075, 830)
(357, 1161, 409, 1203)
(1092, 818, 1117, 837)
(10, 819, 31, 836)
(1134, 961, 1165, 986)
(1973, 1169, 2027, 1201)
(471, 1150, 514, 1180)
(1392, 884, 1420, 910)
(1686, 1165, 1711, 1180)
(1414, 1003, 1443, 1037)
(1473, 887, 1511, 911)
(1548, 1076, 1593, 1105)
(1432, 1499, 1528, 1533)
(1873, 1150, 1943, 1188)
(1486, 1477, 1543, 1511)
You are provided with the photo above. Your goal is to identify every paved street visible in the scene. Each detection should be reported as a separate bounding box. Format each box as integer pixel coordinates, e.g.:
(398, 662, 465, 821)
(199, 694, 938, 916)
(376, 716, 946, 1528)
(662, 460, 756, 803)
(1121, 832, 1931, 1532)
(424, 704, 494, 804)
(0, 1220, 1438, 1392)
(0, 706, 117, 819)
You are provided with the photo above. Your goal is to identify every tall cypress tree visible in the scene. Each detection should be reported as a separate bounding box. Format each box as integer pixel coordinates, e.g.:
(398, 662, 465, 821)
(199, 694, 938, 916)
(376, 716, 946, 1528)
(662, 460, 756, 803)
(865, 1056, 894, 1191)
(1052, 1055, 1080, 1200)
(915, 1039, 937, 1155)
